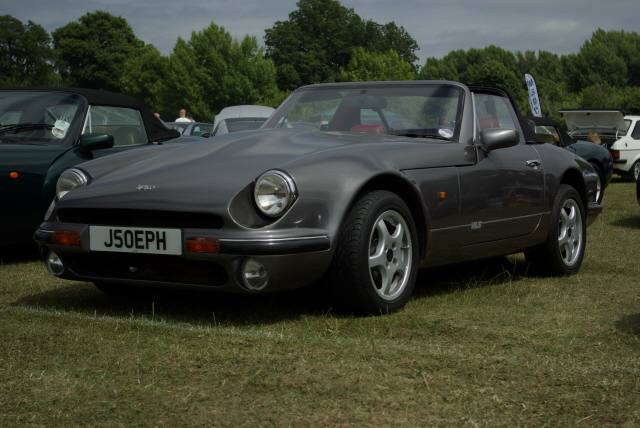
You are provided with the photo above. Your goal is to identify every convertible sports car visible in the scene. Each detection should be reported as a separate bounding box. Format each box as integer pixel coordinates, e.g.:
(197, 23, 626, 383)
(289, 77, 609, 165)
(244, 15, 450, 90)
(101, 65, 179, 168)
(0, 87, 180, 247)
(35, 81, 602, 314)
(524, 115, 613, 204)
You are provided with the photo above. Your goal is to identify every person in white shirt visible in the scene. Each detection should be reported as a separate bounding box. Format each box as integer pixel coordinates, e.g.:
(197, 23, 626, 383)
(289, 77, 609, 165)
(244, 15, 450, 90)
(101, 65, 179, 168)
(175, 109, 191, 122)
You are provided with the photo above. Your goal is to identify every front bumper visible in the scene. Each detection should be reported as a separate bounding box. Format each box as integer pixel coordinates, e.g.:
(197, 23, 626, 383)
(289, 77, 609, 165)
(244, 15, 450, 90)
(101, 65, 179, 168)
(34, 222, 332, 293)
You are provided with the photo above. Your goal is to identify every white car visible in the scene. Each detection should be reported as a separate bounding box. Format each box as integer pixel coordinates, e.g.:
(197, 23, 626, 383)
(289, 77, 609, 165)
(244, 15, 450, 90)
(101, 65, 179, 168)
(212, 105, 275, 136)
(560, 109, 640, 180)
(612, 116, 640, 180)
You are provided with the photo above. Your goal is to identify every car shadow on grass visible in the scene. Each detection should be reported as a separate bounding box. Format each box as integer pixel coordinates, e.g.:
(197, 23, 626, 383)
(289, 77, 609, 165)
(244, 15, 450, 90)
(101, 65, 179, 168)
(11, 280, 332, 326)
(10, 256, 532, 326)
(412, 255, 531, 299)
(610, 217, 640, 229)
(614, 314, 640, 336)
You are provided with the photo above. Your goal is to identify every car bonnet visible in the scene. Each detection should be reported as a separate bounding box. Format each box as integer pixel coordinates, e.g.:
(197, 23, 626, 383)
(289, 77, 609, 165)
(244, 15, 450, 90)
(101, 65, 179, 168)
(55, 129, 370, 213)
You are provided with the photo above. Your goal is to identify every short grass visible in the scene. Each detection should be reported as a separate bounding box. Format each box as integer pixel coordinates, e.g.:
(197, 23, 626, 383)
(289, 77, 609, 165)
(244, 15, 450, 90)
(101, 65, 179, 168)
(1, 179, 639, 427)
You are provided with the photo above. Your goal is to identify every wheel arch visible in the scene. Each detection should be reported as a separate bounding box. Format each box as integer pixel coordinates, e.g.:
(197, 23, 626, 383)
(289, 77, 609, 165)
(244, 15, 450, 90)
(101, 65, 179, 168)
(353, 174, 428, 262)
(559, 167, 589, 208)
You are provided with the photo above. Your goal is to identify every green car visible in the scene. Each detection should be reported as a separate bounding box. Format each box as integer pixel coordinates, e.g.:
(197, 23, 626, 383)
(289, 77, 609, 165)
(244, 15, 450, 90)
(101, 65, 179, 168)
(0, 87, 179, 247)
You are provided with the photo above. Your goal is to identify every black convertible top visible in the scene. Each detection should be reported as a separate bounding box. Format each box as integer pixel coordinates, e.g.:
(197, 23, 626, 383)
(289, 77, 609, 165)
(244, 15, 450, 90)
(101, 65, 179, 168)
(524, 116, 559, 128)
(0, 86, 180, 142)
(524, 115, 577, 146)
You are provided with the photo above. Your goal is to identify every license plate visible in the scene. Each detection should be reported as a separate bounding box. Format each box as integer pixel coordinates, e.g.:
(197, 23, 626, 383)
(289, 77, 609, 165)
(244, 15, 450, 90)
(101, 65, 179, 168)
(90, 226, 182, 255)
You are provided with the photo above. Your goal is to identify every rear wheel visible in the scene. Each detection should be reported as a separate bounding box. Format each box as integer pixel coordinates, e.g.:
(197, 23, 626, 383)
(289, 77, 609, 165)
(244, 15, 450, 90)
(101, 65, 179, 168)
(525, 184, 586, 276)
(622, 160, 640, 182)
(326, 190, 419, 315)
(632, 161, 640, 182)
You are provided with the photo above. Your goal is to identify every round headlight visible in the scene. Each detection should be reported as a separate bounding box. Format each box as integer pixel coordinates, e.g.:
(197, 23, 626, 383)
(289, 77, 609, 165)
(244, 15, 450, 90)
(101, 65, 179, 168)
(254, 170, 296, 217)
(56, 168, 88, 199)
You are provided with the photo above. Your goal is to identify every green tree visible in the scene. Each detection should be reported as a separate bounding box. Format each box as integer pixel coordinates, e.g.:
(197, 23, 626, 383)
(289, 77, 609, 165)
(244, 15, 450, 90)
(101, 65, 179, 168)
(337, 48, 415, 82)
(0, 15, 55, 86)
(576, 84, 640, 114)
(265, 0, 418, 90)
(120, 45, 170, 117)
(419, 45, 518, 82)
(52, 11, 145, 91)
(165, 23, 281, 123)
(363, 21, 419, 67)
(562, 29, 640, 92)
(419, 45, 525, 104)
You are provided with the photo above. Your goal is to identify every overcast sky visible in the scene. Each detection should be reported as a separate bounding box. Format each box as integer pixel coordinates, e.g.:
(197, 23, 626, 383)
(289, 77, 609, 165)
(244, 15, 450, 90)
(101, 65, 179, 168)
(4, 0, 638, 63)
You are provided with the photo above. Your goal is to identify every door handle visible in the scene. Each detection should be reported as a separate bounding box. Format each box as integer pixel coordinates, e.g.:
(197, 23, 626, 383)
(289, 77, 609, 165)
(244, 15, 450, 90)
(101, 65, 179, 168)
(526, 160, 541, 167)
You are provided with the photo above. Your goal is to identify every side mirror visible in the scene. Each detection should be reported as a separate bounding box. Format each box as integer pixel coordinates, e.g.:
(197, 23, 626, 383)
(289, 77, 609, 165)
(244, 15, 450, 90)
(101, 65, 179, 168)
(78, 133, 114, 154)
(481, 128, 519, 152)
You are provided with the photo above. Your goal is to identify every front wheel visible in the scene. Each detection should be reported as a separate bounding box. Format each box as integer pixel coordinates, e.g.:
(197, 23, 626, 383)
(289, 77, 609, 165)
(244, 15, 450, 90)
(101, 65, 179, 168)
(326, 190, 419, 315)
(525, 184, 586, 276)
(589, 162, 604, 204)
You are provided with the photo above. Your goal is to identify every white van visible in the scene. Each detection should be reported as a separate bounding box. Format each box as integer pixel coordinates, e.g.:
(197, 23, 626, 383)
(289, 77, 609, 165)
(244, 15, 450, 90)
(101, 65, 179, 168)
(560, 109, 640, 180)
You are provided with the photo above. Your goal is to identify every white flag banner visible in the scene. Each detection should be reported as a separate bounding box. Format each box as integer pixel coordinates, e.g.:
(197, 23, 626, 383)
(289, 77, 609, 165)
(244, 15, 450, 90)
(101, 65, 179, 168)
(525, 73, 542, 117)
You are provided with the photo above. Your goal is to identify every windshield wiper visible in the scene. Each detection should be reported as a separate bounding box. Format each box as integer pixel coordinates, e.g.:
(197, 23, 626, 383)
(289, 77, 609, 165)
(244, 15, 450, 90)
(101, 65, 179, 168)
(0, 123, 54, 135)
(393, 132, 451, 141)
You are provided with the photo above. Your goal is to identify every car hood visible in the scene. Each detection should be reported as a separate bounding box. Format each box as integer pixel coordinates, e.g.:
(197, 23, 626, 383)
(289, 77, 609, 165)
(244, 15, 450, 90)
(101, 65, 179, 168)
(58, 128, 451, 213)
(559, 109, 626, 133)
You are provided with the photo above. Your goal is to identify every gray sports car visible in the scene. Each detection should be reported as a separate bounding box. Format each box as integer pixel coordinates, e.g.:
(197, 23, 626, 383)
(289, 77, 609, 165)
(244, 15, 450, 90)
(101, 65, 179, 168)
(35, 81, 602, 314)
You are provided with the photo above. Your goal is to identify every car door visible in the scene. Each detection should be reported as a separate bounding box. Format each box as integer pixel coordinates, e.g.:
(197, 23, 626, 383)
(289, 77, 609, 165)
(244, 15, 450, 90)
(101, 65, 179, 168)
(457, 92, 544, 246)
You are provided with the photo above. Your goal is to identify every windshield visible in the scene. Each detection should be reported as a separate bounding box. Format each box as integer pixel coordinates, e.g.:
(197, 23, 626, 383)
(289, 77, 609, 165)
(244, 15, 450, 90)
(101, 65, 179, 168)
(0, 91, 85, 145)
(263, 83, 464, 141)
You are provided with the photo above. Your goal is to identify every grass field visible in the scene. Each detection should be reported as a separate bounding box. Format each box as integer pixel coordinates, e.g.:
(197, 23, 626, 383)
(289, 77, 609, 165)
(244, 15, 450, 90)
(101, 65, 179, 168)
(1, 179, 639, 427)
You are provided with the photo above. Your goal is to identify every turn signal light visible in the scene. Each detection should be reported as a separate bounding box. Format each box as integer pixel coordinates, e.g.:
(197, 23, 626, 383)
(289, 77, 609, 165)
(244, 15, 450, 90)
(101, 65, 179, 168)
(52, 230, 81, 246)
(10, 172, 18, 178)
(185, 237, 220, 254)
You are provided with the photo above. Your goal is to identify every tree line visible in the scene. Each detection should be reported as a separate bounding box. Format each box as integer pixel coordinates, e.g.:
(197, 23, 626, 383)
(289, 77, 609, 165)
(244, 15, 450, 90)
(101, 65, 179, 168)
(2, 0, 639, 124)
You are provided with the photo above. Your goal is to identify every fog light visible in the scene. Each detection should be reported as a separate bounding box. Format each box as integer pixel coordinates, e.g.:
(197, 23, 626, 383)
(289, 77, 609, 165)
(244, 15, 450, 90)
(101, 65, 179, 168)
(241, 258, 268, 291)
(46, 250, 65, 276)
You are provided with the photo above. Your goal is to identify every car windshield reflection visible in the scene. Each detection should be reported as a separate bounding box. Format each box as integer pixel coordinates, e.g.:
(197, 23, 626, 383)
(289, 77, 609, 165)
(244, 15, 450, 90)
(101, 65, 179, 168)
(263, 83, 464, 141)
(0, 92, 84, 145)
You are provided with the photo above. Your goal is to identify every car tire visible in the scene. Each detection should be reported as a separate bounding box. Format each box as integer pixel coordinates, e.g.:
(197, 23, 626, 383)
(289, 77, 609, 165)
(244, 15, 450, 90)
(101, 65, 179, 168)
(631, 160, 640, 182)
(589, 162, 604, 204)
(525, 184, 586, 276)
(326, 190, 418, 315)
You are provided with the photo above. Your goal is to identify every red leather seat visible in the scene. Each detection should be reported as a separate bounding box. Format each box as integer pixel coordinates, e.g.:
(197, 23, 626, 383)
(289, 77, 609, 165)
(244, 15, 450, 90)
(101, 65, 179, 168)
(351, 124, 386, 134)
(478, 118, 500, 130)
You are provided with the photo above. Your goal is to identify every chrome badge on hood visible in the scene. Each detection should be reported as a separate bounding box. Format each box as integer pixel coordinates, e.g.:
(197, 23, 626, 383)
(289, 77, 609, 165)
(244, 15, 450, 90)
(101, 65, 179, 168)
(136, 185, 155, 191)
